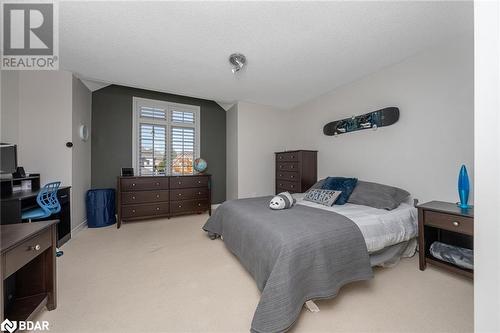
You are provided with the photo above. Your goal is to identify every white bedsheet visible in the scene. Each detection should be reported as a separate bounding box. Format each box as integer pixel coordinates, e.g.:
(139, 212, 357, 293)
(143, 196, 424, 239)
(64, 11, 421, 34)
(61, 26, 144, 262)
(294, 194, 418, 253)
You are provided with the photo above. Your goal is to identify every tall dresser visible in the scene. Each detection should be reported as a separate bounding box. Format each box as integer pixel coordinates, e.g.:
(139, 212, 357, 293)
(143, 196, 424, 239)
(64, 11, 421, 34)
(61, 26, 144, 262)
(275, 150, 317, 194)
(117, 174, 211, 228)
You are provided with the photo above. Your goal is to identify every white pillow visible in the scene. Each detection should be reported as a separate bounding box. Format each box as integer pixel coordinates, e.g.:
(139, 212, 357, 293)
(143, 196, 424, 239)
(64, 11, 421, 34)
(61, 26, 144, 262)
(304, 189, 342, 206)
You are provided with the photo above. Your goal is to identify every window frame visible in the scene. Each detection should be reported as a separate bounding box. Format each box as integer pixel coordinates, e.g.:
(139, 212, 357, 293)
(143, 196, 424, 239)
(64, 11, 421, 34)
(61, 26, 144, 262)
(132, 97, 201, 176)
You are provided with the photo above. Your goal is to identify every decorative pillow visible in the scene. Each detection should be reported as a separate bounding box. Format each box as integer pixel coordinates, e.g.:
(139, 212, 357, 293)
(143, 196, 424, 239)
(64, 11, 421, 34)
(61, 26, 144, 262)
(304, 189, 342, 206)
(269, 192, 296, 210)
(321, 177, 358, 205)
(305, 178, 326, 193)
(347, 181, 410, 210)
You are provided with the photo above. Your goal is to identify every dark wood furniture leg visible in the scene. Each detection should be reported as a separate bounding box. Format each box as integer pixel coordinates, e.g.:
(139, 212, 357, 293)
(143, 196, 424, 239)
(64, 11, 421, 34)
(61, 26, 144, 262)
(418, 207, 426, 270)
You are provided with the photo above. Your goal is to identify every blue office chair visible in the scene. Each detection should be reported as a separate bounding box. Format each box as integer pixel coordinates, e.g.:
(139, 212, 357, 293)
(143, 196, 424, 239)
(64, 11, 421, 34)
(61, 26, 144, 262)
(22, 181, 61, 222)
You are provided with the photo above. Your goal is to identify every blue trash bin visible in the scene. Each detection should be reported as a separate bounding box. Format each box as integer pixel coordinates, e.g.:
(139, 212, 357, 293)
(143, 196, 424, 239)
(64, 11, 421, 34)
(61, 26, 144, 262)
(86, 189, 116, 228)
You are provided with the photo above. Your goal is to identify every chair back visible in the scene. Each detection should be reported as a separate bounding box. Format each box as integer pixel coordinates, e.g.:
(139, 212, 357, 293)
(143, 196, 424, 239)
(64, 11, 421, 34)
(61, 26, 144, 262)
(37, 182, 61, 215)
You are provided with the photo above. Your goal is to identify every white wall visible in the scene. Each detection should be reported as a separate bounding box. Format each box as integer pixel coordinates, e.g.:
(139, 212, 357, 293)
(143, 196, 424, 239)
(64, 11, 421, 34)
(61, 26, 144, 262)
(72, 76, 92, 229)
(1, 71, 20, 144)
(236, 102, 289, 198)
(288, 35, 473, 203)
(0, 71, 92, 230)
(226, 104, 238, 200)
(18, 71, 73, 186)
(474, 1, 500, 331)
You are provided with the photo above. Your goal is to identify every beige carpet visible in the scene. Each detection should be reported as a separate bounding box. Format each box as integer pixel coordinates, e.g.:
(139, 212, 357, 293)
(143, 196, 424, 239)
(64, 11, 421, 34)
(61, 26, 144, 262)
(33, 213, 473, 333)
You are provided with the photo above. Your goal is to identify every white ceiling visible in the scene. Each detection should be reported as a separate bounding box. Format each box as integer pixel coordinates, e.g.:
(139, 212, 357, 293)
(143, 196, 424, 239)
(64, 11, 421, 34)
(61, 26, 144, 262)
(60, 1, 473, 109)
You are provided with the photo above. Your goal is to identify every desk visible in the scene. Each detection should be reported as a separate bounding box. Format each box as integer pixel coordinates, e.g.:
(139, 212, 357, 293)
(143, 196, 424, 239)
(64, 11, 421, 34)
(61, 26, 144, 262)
(1, 187, 71, 247)
(1, 220, 57, 323)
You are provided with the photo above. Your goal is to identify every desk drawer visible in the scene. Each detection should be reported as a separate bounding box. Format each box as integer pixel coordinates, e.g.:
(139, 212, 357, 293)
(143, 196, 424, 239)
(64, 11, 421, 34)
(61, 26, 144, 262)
(425, 211, 473, 236)
(57, 188, 70, 204)
(121, 190, 169, 204)
(170, 188, 208, 201)
(170, 199, 209, 214)
(170, 176, 209, 189)
(4, 229, 51, 278)
(121, 203, 169, 219)
(120, 178, 169, 191)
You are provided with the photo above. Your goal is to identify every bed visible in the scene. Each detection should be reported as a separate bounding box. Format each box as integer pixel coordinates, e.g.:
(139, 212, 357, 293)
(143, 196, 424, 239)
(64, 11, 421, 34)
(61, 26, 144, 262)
(202, 190, 417, 333)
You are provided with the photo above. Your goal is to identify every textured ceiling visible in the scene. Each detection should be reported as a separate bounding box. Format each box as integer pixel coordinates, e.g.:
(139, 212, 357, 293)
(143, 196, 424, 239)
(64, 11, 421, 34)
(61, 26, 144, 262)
(60, 1, 473, 109)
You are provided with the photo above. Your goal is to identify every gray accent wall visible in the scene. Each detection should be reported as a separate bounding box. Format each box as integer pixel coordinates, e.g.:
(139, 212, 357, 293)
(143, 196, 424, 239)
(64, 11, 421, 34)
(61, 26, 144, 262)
(91, 85, 226, 203)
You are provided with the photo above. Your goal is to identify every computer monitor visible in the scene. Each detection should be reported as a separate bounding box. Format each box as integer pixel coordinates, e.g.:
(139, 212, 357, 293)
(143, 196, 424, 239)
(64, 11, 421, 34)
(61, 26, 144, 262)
(0, 143, 18, 175)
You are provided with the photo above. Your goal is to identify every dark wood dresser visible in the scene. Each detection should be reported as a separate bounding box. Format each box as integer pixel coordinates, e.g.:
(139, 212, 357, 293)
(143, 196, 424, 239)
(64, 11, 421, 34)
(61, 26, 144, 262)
(117, 174, 211, 228)
(1, 220, 57, 323)
(417, 201, 473, 278)
(275, 150, 317, 194)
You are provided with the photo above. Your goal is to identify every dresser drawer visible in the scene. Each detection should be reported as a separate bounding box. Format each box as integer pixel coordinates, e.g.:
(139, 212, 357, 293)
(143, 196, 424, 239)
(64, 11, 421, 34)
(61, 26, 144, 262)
(424, 211, 473, 236)
(276, 171, 299, 181)
(121, 203, 169, 218)
(276, 152, 300, 162)
(276, 180, 300, 192)
(4, 228, 52, 278)
(121, 190, 169, 204)
(276, 162, 299, 172)
(170, 199, 209, 214)
(120, 177, 169, 191)
(170, 188, 208, 201)
(170, 176, 209, 189)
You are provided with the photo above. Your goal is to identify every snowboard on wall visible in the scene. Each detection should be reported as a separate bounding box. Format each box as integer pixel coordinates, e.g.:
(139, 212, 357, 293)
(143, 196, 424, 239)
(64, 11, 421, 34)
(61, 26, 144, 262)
(323, 107, 400, 136)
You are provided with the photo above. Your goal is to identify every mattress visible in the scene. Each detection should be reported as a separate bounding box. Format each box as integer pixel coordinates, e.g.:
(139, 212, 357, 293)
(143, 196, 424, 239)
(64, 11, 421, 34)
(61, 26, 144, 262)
(294, 194, 418, 253)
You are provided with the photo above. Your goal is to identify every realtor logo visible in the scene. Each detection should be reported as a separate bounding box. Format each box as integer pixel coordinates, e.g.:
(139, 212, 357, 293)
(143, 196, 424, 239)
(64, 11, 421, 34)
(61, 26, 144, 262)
(1, 1, 59, 70)
(0, 319, 17, 333)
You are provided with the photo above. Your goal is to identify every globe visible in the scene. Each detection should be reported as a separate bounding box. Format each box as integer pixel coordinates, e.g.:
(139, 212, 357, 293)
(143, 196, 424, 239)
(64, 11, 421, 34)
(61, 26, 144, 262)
(193, 158, 207, 173)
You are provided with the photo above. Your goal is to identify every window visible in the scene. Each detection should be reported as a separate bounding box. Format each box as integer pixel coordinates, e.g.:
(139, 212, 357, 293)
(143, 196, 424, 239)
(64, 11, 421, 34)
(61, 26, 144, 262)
(132, 98, 200, 176)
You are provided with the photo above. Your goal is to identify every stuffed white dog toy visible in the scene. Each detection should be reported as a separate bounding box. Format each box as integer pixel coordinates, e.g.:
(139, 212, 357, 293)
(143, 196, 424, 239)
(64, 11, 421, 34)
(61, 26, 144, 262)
(269, 191, 296, 210)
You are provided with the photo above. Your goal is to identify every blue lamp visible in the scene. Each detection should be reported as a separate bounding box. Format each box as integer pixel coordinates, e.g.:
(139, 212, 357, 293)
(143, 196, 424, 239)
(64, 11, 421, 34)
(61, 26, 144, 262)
(457, 165, 470, 209)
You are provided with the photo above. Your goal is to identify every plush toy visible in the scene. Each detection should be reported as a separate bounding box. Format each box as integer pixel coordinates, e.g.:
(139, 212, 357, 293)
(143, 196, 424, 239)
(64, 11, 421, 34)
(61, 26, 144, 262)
(269, 191, 296, 210)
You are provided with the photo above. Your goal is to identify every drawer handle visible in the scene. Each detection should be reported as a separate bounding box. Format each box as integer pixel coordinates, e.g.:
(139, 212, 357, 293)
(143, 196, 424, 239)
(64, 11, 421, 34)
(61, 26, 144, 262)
(279, 184, 283, 186)
(198, 181, 201, 184)
(178, 193, 182, 196)
(60, 195, 68, 199)
(291, 155, 295, 159)
(279, 156, 283, 159)
(279, 165, 283, 169)
(178, 205, 182, 208)
(156, 207, 160, 211)
(290, 175, 294, 179)
(198, 203, 201, 207)
(132, 183, 136, 187)
(279, 174, 283, 177)
(452, 221, 460, 227)
(31, 244, 41, 251)
(132, 196, 136, 200)
(291, 185, 294, 188)
(291, 165, 294, 169)
(156, 195, 160, 198)
(132, 209, 136, 213)
(178, 182, 182, 185)
(155, 182, 160, 186)
(198, 191, 201, 195)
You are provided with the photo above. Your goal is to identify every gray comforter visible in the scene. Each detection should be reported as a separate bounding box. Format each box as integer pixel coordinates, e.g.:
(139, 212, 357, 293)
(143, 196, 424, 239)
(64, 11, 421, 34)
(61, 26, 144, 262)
(202, 197, 373, 333)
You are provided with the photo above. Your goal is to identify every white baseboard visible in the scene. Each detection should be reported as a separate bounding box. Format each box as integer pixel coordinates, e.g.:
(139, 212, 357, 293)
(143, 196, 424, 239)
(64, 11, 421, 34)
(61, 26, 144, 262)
(71, 219, 88, 237)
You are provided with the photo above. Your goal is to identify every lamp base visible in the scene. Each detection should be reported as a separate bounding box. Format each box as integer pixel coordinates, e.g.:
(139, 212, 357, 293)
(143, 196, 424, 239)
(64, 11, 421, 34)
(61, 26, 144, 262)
(456, 202, 471, 209)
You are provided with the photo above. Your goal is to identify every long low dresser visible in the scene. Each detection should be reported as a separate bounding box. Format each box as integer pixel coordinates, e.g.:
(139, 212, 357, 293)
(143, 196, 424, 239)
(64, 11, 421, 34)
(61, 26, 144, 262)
(117, 174, 211, 228)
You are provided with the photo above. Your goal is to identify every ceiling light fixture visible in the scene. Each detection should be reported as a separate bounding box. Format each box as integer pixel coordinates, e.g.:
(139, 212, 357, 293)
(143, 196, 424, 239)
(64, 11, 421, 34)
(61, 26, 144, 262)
(229, 53, 246, 74)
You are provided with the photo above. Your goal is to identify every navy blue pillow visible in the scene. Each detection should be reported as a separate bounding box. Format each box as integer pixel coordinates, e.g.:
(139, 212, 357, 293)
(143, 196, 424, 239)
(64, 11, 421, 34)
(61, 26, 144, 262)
(321, 177, 358, 205)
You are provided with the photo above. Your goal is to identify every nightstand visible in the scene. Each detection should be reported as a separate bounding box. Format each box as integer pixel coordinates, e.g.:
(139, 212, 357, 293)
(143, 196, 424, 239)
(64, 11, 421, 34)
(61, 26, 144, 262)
(417, 201, 474, 278)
